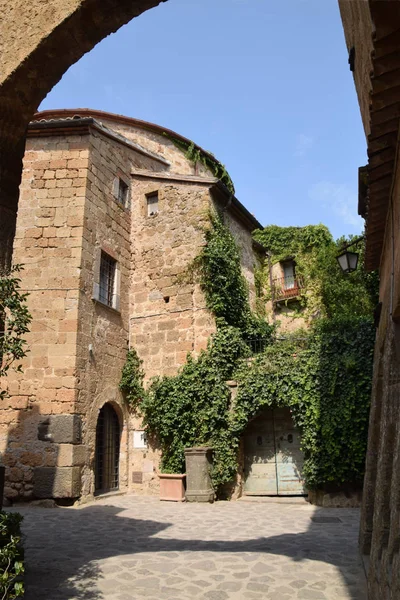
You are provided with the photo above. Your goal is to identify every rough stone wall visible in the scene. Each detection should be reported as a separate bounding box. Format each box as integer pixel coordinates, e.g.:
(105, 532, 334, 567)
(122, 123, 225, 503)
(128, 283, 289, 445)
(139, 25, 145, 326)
(219, 205, 260, 309)
(74, 127, 141, 498)
(1, 132, 89, 500)
(358, 152, 400, 599)
(99, 118, 211, 178)
(338, 0, 374, 138)
(129, 179, 216, 383)
(0, 0, 164, 273)
(1, 113, 264, 501)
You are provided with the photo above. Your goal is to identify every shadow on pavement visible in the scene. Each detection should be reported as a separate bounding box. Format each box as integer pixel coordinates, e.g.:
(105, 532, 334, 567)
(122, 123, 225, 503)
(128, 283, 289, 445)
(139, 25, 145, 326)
(12, 501, 366, 600)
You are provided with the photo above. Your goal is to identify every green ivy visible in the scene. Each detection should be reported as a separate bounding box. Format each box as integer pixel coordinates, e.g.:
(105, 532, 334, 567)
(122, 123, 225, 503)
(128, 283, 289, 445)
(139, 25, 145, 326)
(0, 512, 24, 599)
(253, 224, 379, 321)
(163, 134, 235, 195)
(140, 317, 374, 492)
(141, 326, 248, 476)
(119, 348, 145, 412)
(120, 217, 375, 496)
(191, 211, 275, 344)
(233, 317, 375, 489)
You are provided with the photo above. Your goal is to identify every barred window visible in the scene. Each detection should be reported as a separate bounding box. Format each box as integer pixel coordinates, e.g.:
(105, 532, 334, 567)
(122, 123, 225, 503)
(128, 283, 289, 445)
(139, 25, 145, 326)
(99, 252, 116, 307)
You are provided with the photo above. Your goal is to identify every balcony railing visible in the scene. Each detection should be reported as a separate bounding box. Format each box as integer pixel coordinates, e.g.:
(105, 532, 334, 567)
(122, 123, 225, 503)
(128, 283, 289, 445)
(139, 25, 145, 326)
(272, 276, 303, 302)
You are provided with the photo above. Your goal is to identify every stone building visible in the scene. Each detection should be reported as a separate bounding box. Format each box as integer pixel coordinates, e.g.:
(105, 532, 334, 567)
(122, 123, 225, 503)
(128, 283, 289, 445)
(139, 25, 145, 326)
(1, 108, 264, 503)
(339, 2, 400, 598)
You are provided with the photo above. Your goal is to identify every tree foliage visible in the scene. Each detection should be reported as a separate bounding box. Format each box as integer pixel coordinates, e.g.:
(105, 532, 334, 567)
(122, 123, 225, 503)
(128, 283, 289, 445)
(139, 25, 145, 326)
(0, 512, 24, 599)
(0, 266, 31, 400)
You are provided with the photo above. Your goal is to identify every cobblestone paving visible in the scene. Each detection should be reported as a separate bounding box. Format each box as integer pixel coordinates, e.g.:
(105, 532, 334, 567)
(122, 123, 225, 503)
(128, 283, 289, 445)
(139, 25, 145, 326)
(15, 495, 367, 600)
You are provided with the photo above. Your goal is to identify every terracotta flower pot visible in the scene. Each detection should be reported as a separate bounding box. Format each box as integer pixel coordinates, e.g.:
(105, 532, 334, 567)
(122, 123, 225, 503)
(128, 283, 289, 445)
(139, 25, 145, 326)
(159, 473, 186, 502)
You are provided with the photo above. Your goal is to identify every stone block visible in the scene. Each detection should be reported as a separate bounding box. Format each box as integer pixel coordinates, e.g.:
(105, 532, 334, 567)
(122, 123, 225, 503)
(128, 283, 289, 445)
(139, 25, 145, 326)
(33, 466, 81, 498)
(37, 414, 82, 444)
(57, 444, 87, 467)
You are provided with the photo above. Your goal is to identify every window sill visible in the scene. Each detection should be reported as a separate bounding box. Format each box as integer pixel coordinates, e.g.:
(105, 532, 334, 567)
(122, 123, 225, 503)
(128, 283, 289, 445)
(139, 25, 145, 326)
(92, 298, 121, 315)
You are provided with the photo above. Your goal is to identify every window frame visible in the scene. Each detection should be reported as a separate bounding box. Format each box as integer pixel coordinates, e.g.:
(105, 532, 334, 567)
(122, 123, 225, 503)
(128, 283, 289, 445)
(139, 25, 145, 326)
(92, 248, 121, 312)
(146, 191, 159, 216)
(112, 175, 130, 209)
(117, 178, 129, 207)
(99, 251, 117, 307)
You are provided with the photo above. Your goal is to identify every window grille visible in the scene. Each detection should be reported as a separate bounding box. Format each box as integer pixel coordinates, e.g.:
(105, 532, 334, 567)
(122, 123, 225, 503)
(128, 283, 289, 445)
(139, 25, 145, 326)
(99, 252, 116, 307)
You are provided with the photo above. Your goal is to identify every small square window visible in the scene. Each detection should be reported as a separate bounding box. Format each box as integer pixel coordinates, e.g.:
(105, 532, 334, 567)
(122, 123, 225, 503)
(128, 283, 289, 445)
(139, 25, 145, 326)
(99, 252, 116, 307)
(146, 192, 159, 216)
(117, 178, 129, 206)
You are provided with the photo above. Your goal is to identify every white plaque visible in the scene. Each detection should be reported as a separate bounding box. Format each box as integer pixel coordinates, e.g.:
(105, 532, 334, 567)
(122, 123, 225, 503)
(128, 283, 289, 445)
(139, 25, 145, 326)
(133, 430, 147, 449)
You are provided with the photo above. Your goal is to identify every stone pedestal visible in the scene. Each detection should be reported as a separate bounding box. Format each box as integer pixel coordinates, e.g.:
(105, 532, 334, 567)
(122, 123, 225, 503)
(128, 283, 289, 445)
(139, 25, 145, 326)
(184, 447, 214, 503)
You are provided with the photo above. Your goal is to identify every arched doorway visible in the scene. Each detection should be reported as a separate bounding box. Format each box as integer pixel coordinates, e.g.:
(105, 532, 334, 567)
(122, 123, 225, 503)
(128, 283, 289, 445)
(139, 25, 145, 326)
(95, 403, 121, 493)
(243, 408, 305, 496)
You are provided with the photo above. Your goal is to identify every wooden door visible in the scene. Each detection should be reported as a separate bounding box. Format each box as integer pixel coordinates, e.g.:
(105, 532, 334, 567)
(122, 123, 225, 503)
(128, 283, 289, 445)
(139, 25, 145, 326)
(243, 408, 305, 495)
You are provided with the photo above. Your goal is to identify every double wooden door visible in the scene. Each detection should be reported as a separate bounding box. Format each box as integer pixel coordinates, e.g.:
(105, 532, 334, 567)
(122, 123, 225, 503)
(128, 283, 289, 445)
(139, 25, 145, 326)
(243, 408, 305, 495)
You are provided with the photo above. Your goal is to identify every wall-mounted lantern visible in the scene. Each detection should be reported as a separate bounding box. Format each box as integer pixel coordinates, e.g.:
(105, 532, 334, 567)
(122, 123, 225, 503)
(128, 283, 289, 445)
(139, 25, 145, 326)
(336, 250, 359, 274)
(336, 235, 364, 274)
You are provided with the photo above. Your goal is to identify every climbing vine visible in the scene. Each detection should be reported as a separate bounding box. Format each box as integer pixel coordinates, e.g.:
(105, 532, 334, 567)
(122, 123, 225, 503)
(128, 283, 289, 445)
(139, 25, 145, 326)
(253, 224, 379, 321)
(163, 133, 235, 194)
(119, 348, 145, 412)
(190, 211, 275, 344)
(140, 317, 374, 492)
(232, 317, 375, 489)
(141, 326, 248, 476)
(120, 217, 375, 496)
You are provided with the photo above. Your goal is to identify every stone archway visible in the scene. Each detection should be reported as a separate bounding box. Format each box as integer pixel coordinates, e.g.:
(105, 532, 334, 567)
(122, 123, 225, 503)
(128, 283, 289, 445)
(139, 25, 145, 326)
(0, 0, 165, 265)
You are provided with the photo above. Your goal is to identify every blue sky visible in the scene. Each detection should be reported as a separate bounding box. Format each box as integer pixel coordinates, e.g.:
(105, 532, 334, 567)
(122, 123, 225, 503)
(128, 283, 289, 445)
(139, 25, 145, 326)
(40, 0, 366, 240)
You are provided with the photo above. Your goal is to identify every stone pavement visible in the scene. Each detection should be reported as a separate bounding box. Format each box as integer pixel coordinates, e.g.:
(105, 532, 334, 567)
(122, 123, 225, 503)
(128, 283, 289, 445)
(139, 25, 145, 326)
(14, 494, 367, 600)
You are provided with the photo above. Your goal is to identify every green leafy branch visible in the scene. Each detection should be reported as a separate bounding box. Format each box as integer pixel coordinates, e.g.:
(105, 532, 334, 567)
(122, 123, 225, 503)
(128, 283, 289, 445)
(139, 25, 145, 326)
(0, 266, 31, 400)
(0, 512, 24, 599)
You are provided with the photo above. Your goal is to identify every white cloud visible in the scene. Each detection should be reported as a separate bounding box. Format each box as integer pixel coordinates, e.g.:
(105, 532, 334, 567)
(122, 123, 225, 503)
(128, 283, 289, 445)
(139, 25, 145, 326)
(309, 181, 363, 229)
(294, 133, 314, 157)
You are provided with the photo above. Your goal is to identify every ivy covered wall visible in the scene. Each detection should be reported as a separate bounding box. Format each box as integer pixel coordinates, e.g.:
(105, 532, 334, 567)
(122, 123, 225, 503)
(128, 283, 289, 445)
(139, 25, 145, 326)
(253, 224, 379, 324)
(120, 215, 377, 497)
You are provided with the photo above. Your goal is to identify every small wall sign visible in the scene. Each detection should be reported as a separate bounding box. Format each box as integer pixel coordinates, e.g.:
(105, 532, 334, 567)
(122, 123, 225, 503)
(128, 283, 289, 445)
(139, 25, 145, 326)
(133, 430, 147, 449)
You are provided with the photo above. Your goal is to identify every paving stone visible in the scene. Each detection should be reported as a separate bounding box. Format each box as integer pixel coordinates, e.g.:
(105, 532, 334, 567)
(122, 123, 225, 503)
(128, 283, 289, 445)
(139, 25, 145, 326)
(203, 592, 229, 600)
(15, 495, 367, 600)
(298, 589, 327, 599)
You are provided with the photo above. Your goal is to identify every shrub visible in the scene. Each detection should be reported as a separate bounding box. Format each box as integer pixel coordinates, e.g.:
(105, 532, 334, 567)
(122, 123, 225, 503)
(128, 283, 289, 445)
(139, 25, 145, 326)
(0, 512, 24, 599)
